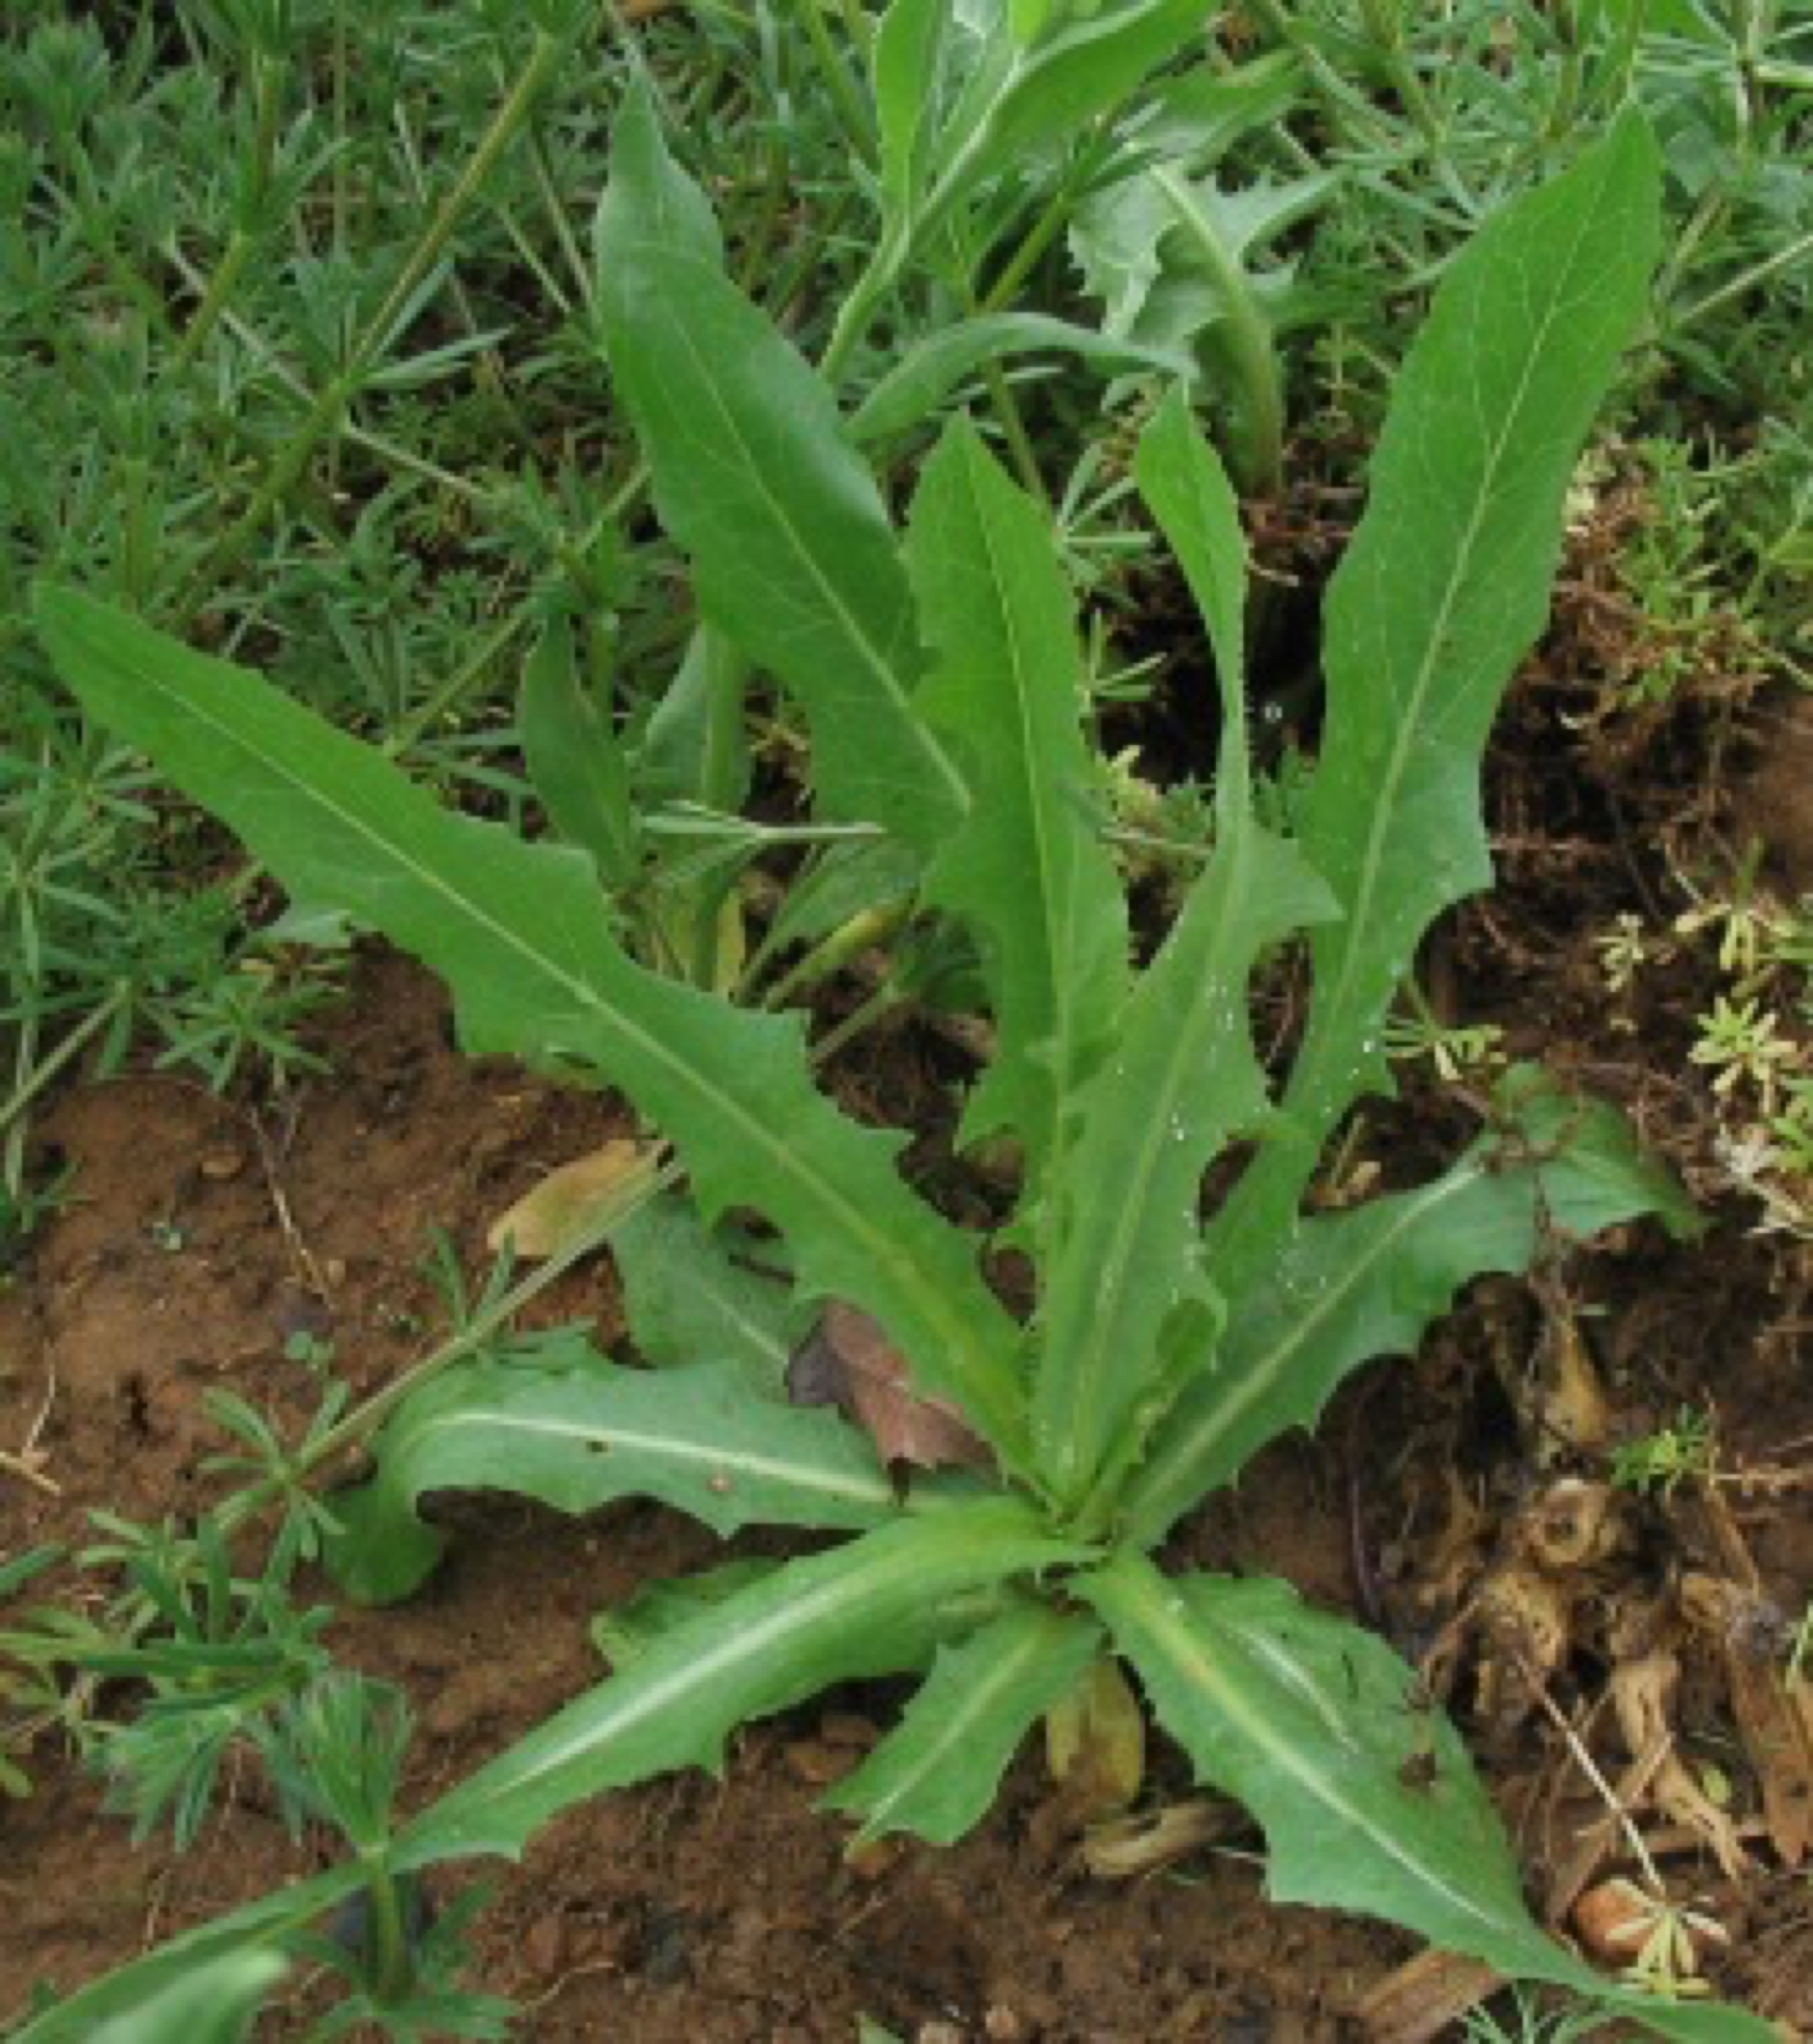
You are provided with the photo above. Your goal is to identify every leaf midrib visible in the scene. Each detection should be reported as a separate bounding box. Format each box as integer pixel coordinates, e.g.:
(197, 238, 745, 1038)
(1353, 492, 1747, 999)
(1133, 1583, 1535, 1944)
(1309, 172, 1609, 1069)
(1041, 834, 1257, 1492)
(410, 1405, 894, 1508)
(628, 244, 970, 827)
(95, 636, 1009, 1437)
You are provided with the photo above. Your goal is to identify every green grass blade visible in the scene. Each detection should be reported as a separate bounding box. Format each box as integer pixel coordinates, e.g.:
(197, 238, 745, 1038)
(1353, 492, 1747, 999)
(1086, 1557, 1773, 2043)
(395, 1502, 1088, 1866)
(594, 88, 966, 852)
(1207, 112, 1664, 1309)
(1031, 398, 1333, 1508)
(820, 1600, 1100, 1846)
(906, 419, 1129, 1198)
(34, 589, 1031, 1471)
(1120, 1072, 1697, 1546)
(328, 1353, 913, 1606)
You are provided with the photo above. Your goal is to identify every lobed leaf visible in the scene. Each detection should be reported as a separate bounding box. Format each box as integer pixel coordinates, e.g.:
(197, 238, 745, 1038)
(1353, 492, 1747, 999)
(593, 88, 966, 853)
(393, 1501, 1088, 1867)
(906, 419, 1130, 1194)
(34, 589, 1032, 1472)
(1207, 112, 1664, 1311)
(1032, 397, 1333, 1509)
(1121, 1074, 1697, 1547)
(822, 1600, 1100, 1847)
(326, 1352, 910, 1606)
(1085, 1557, 1772, 2043)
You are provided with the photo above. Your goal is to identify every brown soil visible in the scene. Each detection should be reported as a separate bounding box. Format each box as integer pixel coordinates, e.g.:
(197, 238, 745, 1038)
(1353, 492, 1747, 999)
(4, 656, 1813, 2038)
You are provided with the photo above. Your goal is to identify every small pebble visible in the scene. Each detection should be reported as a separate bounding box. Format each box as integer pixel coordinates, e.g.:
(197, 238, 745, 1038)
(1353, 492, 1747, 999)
(199, 1151, 246, 1181)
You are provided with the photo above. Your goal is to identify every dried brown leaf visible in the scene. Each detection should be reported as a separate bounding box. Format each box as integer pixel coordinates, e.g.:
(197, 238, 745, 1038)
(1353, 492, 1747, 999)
(1355, 1948, 1501, 2044)
(785, 1302, 991, 1472)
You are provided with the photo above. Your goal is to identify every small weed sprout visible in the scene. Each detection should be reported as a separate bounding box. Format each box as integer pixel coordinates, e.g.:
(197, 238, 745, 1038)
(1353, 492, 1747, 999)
(1611, 1406, 1720, 1499)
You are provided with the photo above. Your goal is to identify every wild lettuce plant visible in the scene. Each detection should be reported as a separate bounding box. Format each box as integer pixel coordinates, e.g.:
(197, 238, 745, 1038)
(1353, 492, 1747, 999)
(28, 93, 1772, 2044)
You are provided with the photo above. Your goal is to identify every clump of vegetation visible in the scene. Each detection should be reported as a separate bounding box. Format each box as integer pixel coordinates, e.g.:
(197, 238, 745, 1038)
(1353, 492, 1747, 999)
(4, 2, 1810, 2039)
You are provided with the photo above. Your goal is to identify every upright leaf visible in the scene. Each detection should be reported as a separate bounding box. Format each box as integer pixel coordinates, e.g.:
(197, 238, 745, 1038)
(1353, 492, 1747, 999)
(394, 1502, 1087, 1867)
(328, 1353, 912, 1606)
(519, 617, 639, 887)
(1032, 397, 1333, 1508)
(873, 0, 948, 219)
(1207, 113, 1664, 1310)
(35, 590, 1031, 1471)
(936, 0, 1211, 220)
(1086, 1557, 1772, 2044)
(1121, 1074, 1697, 1547)
(822, 1601, 1100, 1846)
(832, 0, 1213, 373)
(594, 88, 966, 851)
(906, 419, 1129, 1191)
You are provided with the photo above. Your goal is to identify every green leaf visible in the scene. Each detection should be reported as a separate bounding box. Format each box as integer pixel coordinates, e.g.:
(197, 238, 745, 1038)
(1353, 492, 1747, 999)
(1122, 1075, 1696, 1547)
(90, 1949, 288, 2044)
(34, 589, 1032, 1473)
(589, 77, 722, 273)
(906, 419, 1129, 1192)
(1086, 1557, 1772, 2044)
(591, 1557, 783, 1669)
(873, 0, 949, 217)
(1079, 166, 1336, 490)
(1208, 112, 1664, 1309)
(636, 625, 751, 814)
(849, 314, 1192, 444)
(1072, 51, 1330, 496)
(1032, 397, 1334, 1508)
(327, 1353, 907, 1605)
(845, 0, 1213, 350)
(10, 1868, 363, 2043)
(763, 839, 921, 956)
(611, 1194, 808, 1387)
(594, 88, 966, 852)
(937, 0, 1213, 222)
(394, 1501, 1088, 1867)
(821, 1600, 1100, 1846)
(519, 616, 639, 888)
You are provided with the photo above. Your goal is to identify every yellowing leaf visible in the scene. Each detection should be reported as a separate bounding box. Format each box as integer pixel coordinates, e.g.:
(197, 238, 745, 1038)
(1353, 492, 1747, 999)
(1045, 1654, 1146, 1819)
(485, 1140, 665, 1260)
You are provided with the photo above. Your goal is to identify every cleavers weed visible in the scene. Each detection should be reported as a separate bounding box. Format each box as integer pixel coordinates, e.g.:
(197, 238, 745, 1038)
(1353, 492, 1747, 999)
(27, 72, 1771, 2044)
